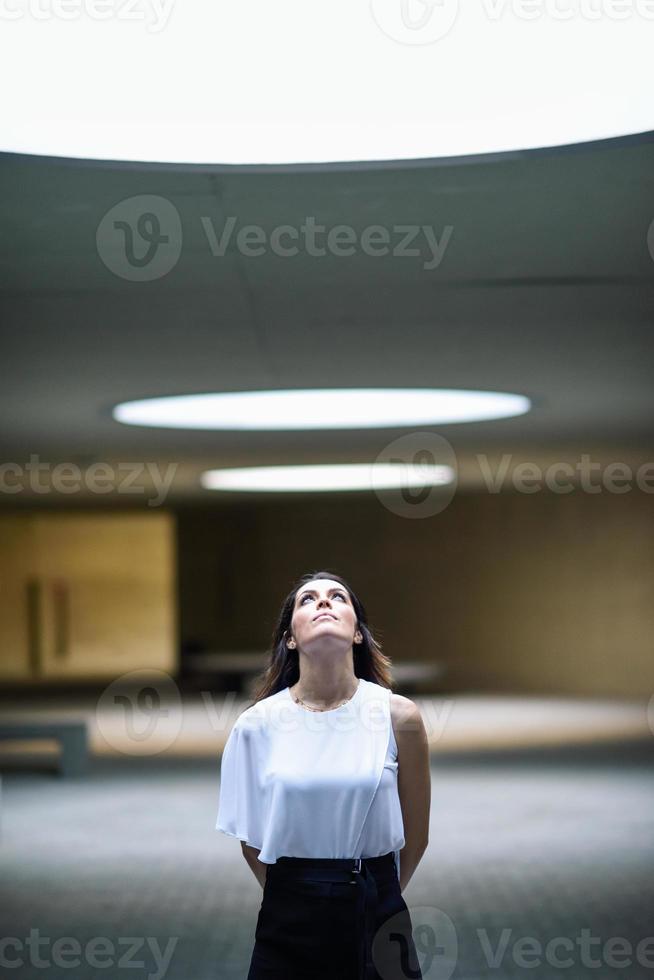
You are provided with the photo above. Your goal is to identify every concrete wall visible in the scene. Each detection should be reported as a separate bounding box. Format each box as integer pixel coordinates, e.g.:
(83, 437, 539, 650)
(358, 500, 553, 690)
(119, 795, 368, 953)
(177, 489, 654, 698)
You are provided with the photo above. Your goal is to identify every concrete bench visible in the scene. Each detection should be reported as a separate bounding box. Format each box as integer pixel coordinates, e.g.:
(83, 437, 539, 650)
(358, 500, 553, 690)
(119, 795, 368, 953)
(183, 651, 447, 695)
(0, 721, 88, 777)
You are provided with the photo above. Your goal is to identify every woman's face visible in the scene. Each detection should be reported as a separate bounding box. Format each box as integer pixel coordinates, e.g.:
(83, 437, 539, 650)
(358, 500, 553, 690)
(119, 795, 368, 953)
(288, 578, 359, 653)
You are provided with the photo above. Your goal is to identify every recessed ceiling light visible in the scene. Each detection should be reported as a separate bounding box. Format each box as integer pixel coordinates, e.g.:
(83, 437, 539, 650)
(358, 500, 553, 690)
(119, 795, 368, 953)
(201, 463, 455, 493)
(112, 389, 531, 430)
(2, 5, 651, 164)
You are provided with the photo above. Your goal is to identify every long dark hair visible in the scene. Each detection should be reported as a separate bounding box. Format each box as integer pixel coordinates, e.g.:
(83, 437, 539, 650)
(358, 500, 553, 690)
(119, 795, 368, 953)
(249, 570, 394, 705)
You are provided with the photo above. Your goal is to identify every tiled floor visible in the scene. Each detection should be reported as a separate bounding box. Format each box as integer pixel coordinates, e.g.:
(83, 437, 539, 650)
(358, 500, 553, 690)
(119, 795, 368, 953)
(1, 737, 653, 980)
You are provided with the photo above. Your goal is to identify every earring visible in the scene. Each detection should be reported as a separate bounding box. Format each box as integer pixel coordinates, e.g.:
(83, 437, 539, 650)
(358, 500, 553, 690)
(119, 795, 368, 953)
(287, 638, 296, 649)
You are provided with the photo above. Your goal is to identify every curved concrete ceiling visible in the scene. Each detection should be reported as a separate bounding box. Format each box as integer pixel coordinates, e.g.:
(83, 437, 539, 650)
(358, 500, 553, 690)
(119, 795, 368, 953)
(0, 135, 653, 501)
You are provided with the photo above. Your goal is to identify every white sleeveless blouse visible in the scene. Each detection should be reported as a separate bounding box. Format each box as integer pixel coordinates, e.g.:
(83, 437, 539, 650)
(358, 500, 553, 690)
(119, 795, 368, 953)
(216, 677, 405, 880)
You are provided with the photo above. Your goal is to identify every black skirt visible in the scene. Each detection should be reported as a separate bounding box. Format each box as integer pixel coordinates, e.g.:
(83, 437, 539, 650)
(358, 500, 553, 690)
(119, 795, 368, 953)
(246, 852, 423, 980)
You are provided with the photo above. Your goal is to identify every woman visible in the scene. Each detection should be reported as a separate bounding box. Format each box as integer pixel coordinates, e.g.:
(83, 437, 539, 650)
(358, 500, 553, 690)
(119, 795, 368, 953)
(216, 570, 431, 980)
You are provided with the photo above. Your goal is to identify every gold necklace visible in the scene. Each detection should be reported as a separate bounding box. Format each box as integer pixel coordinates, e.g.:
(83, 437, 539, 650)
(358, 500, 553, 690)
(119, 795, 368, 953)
(292, 678, 360, 712)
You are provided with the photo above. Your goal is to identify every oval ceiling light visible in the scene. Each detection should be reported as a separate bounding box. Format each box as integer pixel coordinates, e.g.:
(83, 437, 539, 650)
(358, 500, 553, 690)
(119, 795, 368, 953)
(1, 3, 651, 165)
(112, 389, 531, 430)
(201, 463, 455, 493)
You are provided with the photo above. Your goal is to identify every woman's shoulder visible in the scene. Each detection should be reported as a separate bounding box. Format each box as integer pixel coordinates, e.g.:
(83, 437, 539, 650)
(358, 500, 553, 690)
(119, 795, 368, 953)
(361, 678, 415, 713)
(389, 690, 421, 719)
(233, 686, 289, 732)
(389, 691, 425, 744)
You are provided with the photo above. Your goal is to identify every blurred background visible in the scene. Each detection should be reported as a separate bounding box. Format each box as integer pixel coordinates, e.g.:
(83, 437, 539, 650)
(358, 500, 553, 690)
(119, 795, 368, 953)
(1, 3, 654, 979)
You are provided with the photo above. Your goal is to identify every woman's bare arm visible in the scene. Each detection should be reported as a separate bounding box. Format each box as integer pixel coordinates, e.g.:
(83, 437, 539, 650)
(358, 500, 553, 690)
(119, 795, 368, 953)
(392, 694, 431, 892)
(241, 842, 268, 889)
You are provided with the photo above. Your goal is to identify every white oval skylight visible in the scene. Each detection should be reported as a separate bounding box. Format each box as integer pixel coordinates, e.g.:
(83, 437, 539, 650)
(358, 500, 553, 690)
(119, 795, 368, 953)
(112, 389, 531, 430)
(1, 2, 652, 164)
(201, 463, 455, 493)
